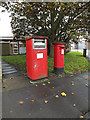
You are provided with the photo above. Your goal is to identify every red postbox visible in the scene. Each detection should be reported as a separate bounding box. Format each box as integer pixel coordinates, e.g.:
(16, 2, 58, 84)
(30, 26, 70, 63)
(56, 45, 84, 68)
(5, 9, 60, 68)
(53, 42, 65, 74)
(26, 36, 48, 80)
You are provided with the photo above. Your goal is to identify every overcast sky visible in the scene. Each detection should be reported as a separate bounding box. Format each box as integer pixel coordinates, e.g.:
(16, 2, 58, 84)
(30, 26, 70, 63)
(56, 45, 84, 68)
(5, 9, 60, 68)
(0, 6, 13, 37)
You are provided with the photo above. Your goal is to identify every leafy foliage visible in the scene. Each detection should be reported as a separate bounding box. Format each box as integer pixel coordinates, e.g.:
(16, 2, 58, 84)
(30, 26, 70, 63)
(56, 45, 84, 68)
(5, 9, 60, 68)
(0, 2, 89, 42)
(0, 2, 89, 56)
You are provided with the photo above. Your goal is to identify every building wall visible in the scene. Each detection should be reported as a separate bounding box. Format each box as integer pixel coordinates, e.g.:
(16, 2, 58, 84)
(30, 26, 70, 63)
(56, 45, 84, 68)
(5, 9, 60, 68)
(2, 43, 10, 56)
(10, 41, 26, 55)
(86, 41, 90, 50)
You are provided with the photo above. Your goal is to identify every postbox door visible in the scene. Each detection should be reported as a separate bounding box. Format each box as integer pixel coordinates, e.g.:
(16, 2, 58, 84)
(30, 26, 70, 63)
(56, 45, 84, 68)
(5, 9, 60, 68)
(31, 39, 48, 80)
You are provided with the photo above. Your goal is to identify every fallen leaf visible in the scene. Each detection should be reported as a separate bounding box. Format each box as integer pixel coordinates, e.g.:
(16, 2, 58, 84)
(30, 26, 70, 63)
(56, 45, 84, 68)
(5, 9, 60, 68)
(58, 90, 59, 92)
(31, 100, 35, 102)
(85, 83, 88, 87)
(44, 100, 48, 103)
(42, 83, 46, 86)
(73, 104, 76, 107)
(35, 85, 38, 86)
(52, 86, 54, 88)
(61, 92, 66, 97)
(55, 95, 59, 98)
(80, 115, 83, 118)
(19, 101, 24, 104)
(24, 73, 26, 76)
(72, 81, 75, 84)
(10, 77, 14, 79)
(85, 78, 88, 80)
(72, 83, 75, 85)
(48, 82, 50, 84)
(72, 92, 75, 95)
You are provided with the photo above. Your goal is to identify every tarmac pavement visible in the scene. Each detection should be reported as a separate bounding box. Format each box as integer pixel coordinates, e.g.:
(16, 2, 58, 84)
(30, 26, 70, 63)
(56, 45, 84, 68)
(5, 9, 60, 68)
(2, 60, 89, 119)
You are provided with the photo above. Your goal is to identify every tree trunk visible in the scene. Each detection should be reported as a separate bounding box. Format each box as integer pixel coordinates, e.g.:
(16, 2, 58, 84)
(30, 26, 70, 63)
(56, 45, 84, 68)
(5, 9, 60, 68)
(50, 42, 54, 58)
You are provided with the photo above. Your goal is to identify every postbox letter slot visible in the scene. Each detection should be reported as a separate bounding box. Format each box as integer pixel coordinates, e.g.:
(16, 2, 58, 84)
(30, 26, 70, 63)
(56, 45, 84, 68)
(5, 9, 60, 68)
(60, 47, 64, 48)
(33, 39, 46, 49)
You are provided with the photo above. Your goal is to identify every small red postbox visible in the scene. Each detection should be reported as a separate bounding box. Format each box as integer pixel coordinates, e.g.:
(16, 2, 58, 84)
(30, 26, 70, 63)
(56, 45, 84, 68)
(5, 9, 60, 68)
(53, 42, 65, 74)
(26, 36, 48, 80)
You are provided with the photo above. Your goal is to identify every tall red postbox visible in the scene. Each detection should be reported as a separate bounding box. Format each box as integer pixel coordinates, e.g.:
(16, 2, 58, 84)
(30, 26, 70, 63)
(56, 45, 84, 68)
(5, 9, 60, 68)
(53, 42, 65, 74)
(26, 36, 48, 80)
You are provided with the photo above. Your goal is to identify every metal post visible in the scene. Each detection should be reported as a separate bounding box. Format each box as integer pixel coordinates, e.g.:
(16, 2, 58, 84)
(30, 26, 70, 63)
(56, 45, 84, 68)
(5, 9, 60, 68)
(17, 41, 19, 55)
(83, 49, 87, 57)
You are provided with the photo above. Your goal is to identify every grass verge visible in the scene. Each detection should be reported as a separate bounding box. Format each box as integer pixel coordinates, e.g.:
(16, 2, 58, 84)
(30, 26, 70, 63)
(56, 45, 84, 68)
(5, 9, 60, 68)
(2, 52, 89, 76)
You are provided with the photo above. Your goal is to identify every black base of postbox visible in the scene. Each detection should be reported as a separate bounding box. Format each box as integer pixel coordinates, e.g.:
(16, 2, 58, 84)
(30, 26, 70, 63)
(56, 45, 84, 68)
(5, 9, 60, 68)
(54, 67, 64, 75)
(27, 76, 48, 82)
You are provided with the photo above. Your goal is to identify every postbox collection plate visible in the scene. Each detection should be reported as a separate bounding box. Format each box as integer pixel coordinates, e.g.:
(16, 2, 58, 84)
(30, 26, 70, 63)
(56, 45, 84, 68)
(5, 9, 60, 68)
(61, 49, 64, 54)
(37, 53, 43, 59)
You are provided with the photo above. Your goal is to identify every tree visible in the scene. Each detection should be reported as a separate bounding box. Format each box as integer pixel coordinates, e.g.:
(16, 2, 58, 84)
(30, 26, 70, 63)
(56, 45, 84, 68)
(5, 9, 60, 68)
(0, 2, 89, 57)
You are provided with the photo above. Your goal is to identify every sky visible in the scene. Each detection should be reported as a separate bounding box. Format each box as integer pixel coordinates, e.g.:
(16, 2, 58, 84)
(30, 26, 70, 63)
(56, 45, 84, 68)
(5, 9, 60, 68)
(0, 6, 13, 37)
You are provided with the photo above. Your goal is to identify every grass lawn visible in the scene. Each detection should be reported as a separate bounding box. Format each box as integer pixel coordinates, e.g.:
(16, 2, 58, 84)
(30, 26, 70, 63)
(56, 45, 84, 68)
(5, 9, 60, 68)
(2, 52, 89, 76)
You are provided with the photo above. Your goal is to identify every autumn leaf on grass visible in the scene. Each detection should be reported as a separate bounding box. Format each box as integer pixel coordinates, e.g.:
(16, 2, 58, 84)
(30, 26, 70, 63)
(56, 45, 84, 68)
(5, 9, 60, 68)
(24, 73, 26, 76)
(79, 70, 81, 73)
(44, 100, 48, 104)
(61, 92, 66, 97)
(35, 84, 38, 87)
(19, 101, 24, 104)
(64, 10, 67, 13)
(42, 83, 46, 86)
(48, 82, 51, 84)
